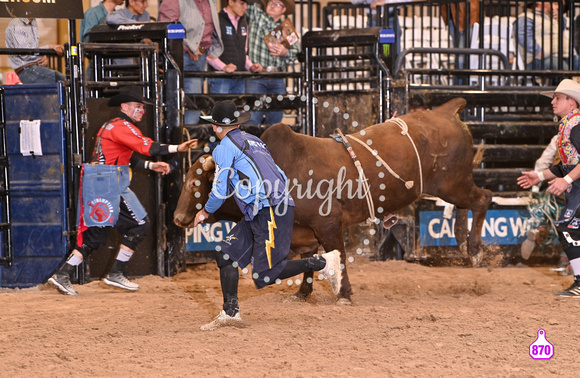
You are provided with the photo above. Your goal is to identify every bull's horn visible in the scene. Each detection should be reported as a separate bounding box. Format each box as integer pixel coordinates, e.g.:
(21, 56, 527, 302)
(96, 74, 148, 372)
(202, 156, 215, 171)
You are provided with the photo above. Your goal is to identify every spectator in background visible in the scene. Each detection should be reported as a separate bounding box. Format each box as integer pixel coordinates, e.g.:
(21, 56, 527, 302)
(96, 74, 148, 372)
(5, 18, 65, 84)
(106, 0, 151, 24)
(515, 1, 569, 71)
(441, 0, 479, 70)
(159, 0, 223, 125)
(350, 0, 399, 29)
(207, 0, 263, 94)
(245, 0, 298, 126)
(106, 0, 151, 70)
(80, 0, 124, 43)
(81, 0, 125, 82)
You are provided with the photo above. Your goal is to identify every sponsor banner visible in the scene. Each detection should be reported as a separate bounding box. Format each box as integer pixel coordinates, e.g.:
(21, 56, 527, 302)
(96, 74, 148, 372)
(379, 28, 395, 44)
(186, 221, 236, 252)
(0, 0, 84, 19)
(420, 209, 532, 246)
(167, 23, 185, 39)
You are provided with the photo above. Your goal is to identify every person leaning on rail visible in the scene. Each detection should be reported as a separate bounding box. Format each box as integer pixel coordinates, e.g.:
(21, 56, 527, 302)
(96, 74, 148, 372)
(518, 79, 580, 297)
(207, 0, 264, 94)
(4, 18, 65, 84)
(245, 0, 298, 126)
(80, 0, 125, 43)
(48, 86, 198, 296)
(106, 0, 151, 24)
(158, 0, 224, 126)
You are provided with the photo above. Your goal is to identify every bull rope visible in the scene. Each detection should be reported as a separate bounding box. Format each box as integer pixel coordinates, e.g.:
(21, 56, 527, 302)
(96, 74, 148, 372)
(334, 129, 377, 222)
(346, 117, 424, 195)
(183, 127, 195, 167)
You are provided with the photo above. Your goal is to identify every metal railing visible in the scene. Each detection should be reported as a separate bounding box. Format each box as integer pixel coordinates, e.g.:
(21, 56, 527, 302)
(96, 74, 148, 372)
(0, 48, 65, 83)
(323, 0, 579, 80)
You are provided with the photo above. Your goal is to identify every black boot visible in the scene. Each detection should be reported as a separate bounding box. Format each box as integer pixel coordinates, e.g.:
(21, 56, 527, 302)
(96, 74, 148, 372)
(277, 255, 327, 280)
(48, 263, 78, 296)
(220, 263, 239, 316)
(104, 260, 140, 291)
(556, 275, 580, 297)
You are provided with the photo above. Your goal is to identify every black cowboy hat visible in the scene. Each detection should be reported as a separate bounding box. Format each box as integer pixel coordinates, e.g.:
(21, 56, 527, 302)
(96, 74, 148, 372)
(108, 86, 154, 106)
(200, 100, 251, 126)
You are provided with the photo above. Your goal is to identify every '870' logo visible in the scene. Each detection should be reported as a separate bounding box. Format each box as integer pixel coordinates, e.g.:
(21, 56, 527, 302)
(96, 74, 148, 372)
(529, 329, 554, 360)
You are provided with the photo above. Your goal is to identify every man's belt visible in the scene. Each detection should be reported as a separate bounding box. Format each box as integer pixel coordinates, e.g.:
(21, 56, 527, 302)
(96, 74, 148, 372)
(15, 61, 38, 74)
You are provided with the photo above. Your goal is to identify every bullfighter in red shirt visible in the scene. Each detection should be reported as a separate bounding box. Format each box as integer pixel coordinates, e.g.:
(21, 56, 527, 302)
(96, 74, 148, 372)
(49, 86, 198, 296)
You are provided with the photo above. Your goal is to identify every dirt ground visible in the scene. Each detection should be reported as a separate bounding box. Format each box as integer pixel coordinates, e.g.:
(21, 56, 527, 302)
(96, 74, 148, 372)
(1, 255, 579, 377)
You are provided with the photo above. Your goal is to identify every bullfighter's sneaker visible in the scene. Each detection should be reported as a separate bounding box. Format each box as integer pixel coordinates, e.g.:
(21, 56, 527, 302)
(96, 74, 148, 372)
(200, 310, 243, 331)
(320, 250, 342, 295)
(520, 230, 537, 260)
(48, 273, 78, 296)
(556, 275, 580, 297)
(104, 272, 140, 291)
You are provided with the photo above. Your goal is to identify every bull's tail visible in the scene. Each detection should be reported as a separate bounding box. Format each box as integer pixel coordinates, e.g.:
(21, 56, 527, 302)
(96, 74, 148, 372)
(473, 143, 485, 167)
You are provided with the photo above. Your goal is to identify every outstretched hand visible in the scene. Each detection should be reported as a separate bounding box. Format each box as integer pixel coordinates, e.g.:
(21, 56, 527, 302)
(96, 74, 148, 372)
(178, 139, 199, 152)
(516, 171, 540, 189)
(151, 161, 171, 175)
(518, 170, 571, 196)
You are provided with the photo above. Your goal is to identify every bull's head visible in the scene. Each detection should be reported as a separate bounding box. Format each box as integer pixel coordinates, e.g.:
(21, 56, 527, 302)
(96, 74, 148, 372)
(173, 154, 215, 228)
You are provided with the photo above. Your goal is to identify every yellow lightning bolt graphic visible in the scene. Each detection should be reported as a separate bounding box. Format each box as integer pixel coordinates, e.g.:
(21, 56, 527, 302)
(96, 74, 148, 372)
(265, 207, 277, 269)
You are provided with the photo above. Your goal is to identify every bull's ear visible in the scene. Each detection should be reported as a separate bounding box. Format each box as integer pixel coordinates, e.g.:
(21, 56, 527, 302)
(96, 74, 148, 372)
(202, 156, 215, 172)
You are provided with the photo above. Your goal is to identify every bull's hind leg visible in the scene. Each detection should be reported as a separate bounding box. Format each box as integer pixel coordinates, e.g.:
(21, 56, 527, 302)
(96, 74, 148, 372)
(287, 246, 318, 302)
(454, 208, 470, 260)
(467, 187, 492, 266)
(448, 185, 492, 267)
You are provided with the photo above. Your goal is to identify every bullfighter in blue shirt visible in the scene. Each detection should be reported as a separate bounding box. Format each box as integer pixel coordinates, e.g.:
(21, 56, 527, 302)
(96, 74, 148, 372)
(194, 100, 341, 331)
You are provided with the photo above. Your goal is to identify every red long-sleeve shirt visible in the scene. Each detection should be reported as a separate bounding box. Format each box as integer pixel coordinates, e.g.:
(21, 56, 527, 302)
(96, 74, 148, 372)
(92, 113, 170, 165)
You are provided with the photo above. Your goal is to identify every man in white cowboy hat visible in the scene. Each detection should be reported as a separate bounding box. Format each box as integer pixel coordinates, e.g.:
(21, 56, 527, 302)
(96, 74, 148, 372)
(194, 100, 340, 330)
(48, 86, 198, 296)
(245, 0, 299, 126)
(518, 78, 580, 296)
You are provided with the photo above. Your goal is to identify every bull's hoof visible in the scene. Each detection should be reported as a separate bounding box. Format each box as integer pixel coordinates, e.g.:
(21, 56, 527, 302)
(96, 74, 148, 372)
(470, 251, 484, 267)
(285, 294, 307, 302)
(336, 297, 352, 306)
(458, 242, 469, 258)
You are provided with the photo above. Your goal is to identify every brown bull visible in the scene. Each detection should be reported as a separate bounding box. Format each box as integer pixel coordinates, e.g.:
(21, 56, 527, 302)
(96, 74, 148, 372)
(174, 98, 492, 304)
